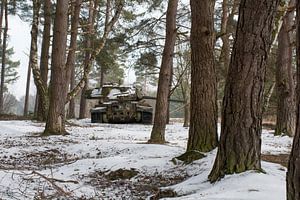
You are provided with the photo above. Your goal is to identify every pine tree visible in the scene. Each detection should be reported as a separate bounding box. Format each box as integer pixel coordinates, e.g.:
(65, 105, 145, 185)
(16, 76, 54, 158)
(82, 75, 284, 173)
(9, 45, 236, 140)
(209, 0, 280, 182)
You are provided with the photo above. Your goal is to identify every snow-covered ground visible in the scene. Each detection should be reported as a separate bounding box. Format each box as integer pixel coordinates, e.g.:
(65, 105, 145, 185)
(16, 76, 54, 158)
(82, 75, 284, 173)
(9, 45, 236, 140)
(0, 119, 292, 199)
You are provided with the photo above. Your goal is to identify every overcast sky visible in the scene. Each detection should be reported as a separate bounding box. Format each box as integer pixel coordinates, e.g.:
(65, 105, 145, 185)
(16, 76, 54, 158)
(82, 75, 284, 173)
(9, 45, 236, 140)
(7, 15, 32, 100)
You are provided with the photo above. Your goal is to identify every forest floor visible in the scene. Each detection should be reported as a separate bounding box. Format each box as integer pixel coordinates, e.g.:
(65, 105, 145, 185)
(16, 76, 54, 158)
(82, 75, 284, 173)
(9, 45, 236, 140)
(0, 119, 292, 200)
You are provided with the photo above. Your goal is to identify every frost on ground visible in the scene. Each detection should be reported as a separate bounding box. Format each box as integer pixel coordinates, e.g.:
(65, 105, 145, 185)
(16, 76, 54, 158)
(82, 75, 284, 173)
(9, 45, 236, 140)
(0, 119, 292, 200)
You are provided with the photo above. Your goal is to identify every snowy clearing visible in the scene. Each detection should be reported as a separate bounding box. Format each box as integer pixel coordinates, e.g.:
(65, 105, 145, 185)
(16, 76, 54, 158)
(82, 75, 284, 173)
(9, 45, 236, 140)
(0, 119, 292, 199)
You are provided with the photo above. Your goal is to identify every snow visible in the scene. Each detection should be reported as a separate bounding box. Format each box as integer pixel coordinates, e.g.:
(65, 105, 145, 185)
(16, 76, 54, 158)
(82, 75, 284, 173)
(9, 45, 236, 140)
(0, 119, 292, 199)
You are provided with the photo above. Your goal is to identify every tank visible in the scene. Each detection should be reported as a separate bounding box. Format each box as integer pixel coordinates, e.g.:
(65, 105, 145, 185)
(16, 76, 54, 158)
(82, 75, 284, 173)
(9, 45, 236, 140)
(85, 83, 153, 124)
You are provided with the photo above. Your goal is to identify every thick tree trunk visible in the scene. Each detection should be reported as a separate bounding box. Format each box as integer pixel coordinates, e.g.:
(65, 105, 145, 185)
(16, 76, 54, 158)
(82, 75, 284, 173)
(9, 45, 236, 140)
(0, 0, 7, 114)
(37, 0, 51, 121)
(208, 0, 279, 182)
(44, 0, 69, 135)
(149, 0, 178, 144)
(67, 0, 82, 119)
(186, 0, 218, 152)
(287, 1, 300, 199)
(79, 0, 94, 119)
(275, 0, 296, 137)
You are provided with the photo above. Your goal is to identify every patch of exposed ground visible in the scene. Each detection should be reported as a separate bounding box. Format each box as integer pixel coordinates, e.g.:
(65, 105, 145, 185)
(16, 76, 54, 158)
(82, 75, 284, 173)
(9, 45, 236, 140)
(261, 154, 289, 167)
(0, 149, 78, 170)
(84, 168, 188, 199)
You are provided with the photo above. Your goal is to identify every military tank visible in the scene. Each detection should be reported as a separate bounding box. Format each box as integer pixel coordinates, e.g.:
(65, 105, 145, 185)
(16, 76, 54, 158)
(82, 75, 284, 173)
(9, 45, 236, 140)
(85, 83, 153, 124)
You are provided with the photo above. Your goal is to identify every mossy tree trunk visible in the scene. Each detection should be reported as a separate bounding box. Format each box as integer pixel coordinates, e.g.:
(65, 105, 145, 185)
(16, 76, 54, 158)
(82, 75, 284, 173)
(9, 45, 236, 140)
(44, 0, 69, 135)
(208, 0, 279, 182)
(275, 0, 296, 137)
(287, 0, 300, 198)
(186, 0, 218, 152)
(149, 0, 178, 144)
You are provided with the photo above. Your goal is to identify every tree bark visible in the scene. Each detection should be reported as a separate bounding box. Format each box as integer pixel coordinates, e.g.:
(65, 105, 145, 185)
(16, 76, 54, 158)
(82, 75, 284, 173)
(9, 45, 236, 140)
(37, 0, 51, 121)
(287, 1, 300, 198)
(67, 0, 82, 119)
(0, 0, 7, 114)
(44, 0, 69, 135)
(219, 0, 230, 74)
(24, 59, 31, 116)
(27, 0, 42, 118)
(79, 0, 95, 119)
(149, 0, 178, 144)
(275, 0, 296, 137)
(209, 0, 279, 182)
(186, 0, 218, 152)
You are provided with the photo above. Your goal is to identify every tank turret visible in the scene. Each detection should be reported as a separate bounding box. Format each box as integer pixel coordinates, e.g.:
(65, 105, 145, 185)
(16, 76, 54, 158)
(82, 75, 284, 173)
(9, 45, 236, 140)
(85, 83, 153, 124)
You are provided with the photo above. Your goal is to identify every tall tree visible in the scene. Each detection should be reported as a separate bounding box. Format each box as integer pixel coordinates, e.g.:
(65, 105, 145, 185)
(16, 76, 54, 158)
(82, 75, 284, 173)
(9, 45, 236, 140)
(186, 0, 218, 153)
(67, 0, 82, 119)
(0, 0, 7, 114)
(79, 0, 95, 119)
(148, 0, 178, 144)
(25, 0, 40, 117)
(287, 0, 300, 198)
(275, 0, 296, 136)
(208, 0, 279, 182)
(44, 0, 69, 135)
(36, 0, 52, 121)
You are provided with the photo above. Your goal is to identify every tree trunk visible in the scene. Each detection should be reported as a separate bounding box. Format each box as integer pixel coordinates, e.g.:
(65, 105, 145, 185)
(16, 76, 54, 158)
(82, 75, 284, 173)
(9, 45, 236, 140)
(263, 81, 276, 113)
(100, 68, 104, 87)
(24, 60, 31, 116)
(208, 0, 279, 182)
(26, 0, 41, 117)
(275, 0, 296, 137)
(219, 0, 230, 73)
(67, 0, 82, 119)
(0, 0, 4, 48)
(79, 0, 94, 119)
(181, 82, 190, 128)
(44, 0, 69, 135)
(37, 0, 51, 121)
(0, 0, 7, 114)
(186, 0, 218, 152)
(287, 1, 300, 199)
(148, 0, 178, 144)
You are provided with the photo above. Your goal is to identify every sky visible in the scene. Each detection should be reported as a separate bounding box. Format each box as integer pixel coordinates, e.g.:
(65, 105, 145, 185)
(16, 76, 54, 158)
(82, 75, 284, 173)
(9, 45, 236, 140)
(7, 15, 32, 100)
